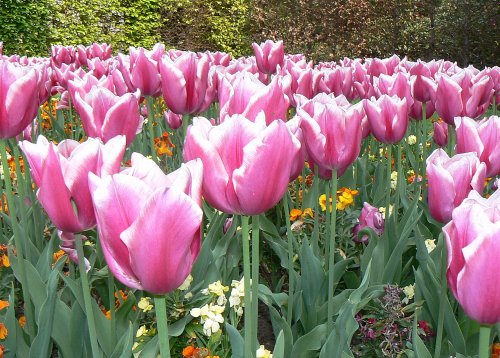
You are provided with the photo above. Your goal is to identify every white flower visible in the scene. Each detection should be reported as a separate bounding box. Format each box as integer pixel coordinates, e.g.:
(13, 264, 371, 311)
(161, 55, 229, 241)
(425, 239, 436, 253)
(406, 135, 417, 145)
(229, 277, 246, 316)
(138, 297, 153, 312)
(190, 304, 225, 337)
(390, 171, 398, 190)
(402, 284, 415, 304)
(256, 345, 273, 358)
(178, 274, 193, 291)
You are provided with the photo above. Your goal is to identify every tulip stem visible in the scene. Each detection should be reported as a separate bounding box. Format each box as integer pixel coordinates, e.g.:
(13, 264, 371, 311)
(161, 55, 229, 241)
(478, 325, 491, 358)
(282, 195, 295, 326)
(154, 296, 171, 358)
(327, 169, 338, 329)
(108, 273, 116, 348)
(75, 234, 100, 358)
(146, 97, 158, 164)
(251, 215, 260, 352)
(433, 234, 446, 358)
(384, 144, 393, 257)
(241, 215, 253, 358)
(0, 139, 36, 340)
(447, 125, 455, 156)
(312, 165, 320, 254)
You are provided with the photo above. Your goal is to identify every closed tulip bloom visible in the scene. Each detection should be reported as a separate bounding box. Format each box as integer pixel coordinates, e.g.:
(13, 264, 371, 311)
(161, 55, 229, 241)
(184, 114, 300, 215)
(409, 61, 437, 103)
(0, 60, 43, 139)
(71, 85, 143, 146)
(433, 120, 448, 147)
(159, 52, 211, 114)
(455, 116, 500, 177)
(434, 75, 463, 124)
(252, 40, 285, 75)
(218, 72, 289, 124)
(363, 95, 408, 144)
(20, 135, 126, 233)
(126, 47, 162, 96)
(285, 115, 306, 181)
(376, 73, 414, 110)
(298, 93, 363, 178)
(164, 110, 183, 130)
(89, 155, 203, 294)
(444, 189, 500, 324)
(426, 149, 486, 223)
(352, 202, 385, 244)
(281, 66, 323, 107)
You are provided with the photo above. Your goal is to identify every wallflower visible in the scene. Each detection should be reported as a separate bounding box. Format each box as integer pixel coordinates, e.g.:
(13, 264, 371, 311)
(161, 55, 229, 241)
(190, 304, 225, 337)
(52, 249, 68, 264)
(136, 325, 148, 338)
(18, 316, 25, 328)
(0, 245, 9, 268)
(402, 284, 415, 304)
(289, 208, 302, 221)
(0, 301, 8, 310)
(229, 277, 245, 316)
(256, 345, 273, 358)
(390, 171, 398, 190)
(202, 281, 229, 306)
(178, 274, 193, 291)
(153, 132, 175, 157)
(319, 194, 333, 212)
(302, 207, 314, 218)
(138, 297, 153, 312)
(337, 187, 359, 210)
(0, 323, 7, 340)
(425, 239, 436, 253)
(406, 135, 417, 145)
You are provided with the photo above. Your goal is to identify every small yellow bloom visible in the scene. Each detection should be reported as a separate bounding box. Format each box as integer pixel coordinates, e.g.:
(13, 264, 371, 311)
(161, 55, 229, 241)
(319, 194, 333, 212)
(136, 325, 148, 338)
(425, 239, 436, 253)
(289, 208, 302, 221)
(0, 301, 8, 311)
(302, 208, 314, 219)
(0, 255, 9, 268)
(402, 284, 415, 304)
(0, 323, 7, 340)
(18, 316, 26, 328)
(138, 297, 154, 312)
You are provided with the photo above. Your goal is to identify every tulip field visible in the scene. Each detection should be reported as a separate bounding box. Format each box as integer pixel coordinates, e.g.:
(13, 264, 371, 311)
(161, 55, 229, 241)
(0, 40, 499, 358)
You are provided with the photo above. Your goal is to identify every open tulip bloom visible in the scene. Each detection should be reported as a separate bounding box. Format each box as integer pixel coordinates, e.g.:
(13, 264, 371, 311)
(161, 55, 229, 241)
(184, 114, 301, 215)
(89, 154, 204, 294)
(444, 189, 500, 324)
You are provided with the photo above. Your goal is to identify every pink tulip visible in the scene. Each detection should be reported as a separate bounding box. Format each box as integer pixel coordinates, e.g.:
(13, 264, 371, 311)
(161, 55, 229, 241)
(184, 115, 300, 215)
(317, 66, 355, 100)
(164, 110, 183, 130)
(433, 120, 448, 147)
(205, 51, 232, 66)
(281, 65, 323, 107)
(363, 95, 408, 144)
(0, 60, 43, 139)
(376, 72, 414, 111)
(89, 154, 203, 294)
(218, 72, 289, 124)
(285, 115, 306, 181)
(252, 40, 285, 75)
(410, 62, 437, 103)
(71, 85, 143, 146)
(51, 45, 76, 67)
(123, 47, 162, 96)
(426, 149, 486, 223)
(352, 202, 385, 244)
(20, 135, 126, 232)
(298, 93, 363, 178)
(455, 115, 500, 177)
(444, 189, 500, 324)
(159, 52, 211, 114)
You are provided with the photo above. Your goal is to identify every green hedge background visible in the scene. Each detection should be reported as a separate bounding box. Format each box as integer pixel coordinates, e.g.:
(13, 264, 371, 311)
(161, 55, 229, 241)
(0, 0, 498, 66)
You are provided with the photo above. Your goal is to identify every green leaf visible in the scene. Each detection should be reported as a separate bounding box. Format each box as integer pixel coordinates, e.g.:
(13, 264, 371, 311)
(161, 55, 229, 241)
(225, 322, 244, 358)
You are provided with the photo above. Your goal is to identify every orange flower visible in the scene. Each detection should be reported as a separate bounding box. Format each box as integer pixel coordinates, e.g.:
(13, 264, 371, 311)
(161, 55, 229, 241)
(289, 208, 302, 221)
(0, 194, 8, 214)
(182, 345, 196, 357)
(0, 343, 4, 358)
(0, 301, 9, 311)
(18, 316, 26, 328)
(0, 323, 7, 340)
(302, 208, 314, 219)
(0, 246, 9, 268)
(52, 250, 68, 264)
(154, 132, 175, 157)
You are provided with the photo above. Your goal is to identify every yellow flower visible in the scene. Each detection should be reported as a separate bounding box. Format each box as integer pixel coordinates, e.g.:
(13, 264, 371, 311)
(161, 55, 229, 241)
(52, 249, 68, 264)
(302, 208, 314, 219)
(0, 301, 8, 311)
(0, 254, 9, 268)
(321, 188, 359, 212)
(136, 325, 148, 338)
(0, 323, 7, 340)
(289, 208, 302, 221)
(138, 297, 154, 312)
(425, 239, 436, 253)
(319, 194, 333, 212)
(18, 316, 26, 328)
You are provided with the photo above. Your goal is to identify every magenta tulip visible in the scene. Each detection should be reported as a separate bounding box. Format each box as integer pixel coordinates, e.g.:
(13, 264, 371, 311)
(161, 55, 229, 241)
(426, 149, 486, 223)
(0, 60, 43, 139)
(184, 115, 300, 215)
(89, 154, 203, 294)
(164, 110, 183, 130)
(352, 202, 385, 244)
(71, 85, 143, 146)
(298, 93, 363, 178)
(159, 52, 211, 114)
(363, 95, 408, 144)
(444, 189, 500, 324)
(20, 135, 126, 232)
(252, 40, 285, 75)
(218, 72, 289, 124)
(122, 47, 162, 97)
(455, 116, 500, 177)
